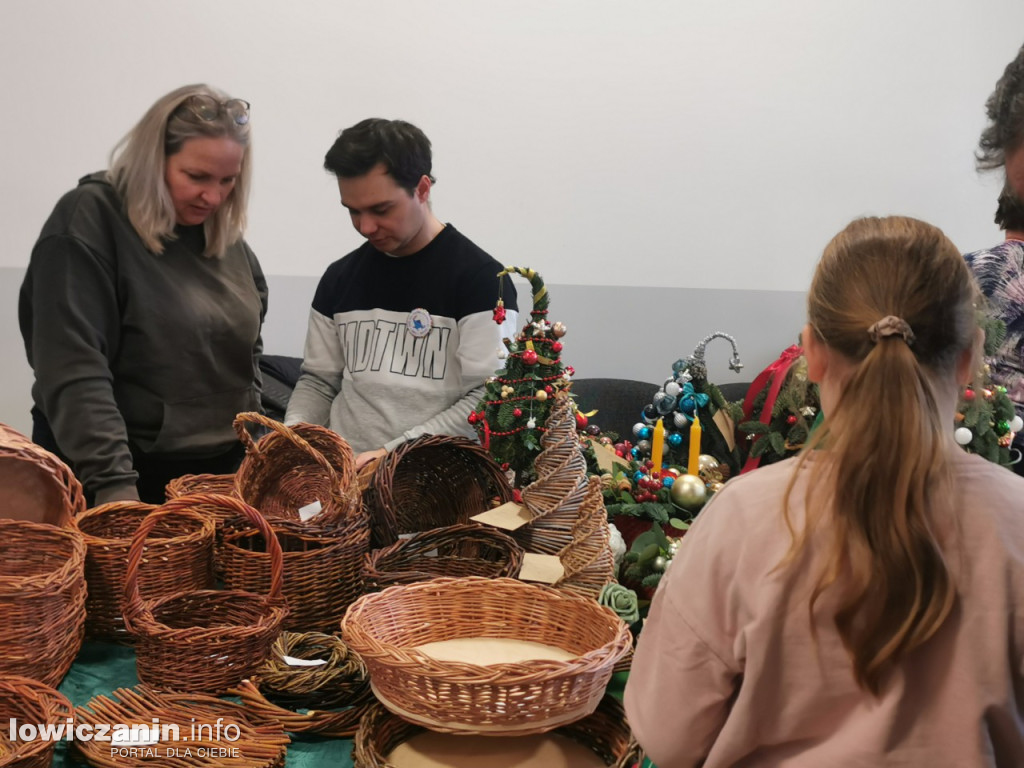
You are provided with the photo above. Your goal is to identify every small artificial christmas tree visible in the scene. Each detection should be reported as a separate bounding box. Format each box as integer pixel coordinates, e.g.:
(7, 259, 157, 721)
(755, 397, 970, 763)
(472, 267, 581, 487)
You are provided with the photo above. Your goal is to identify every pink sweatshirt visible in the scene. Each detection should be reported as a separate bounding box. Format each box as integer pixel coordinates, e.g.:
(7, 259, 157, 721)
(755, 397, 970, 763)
(625, 450, 1024, 767)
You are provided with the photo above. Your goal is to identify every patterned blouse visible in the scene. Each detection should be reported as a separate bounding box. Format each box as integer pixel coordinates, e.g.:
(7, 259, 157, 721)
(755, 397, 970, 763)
(964, 239, 1024, 409)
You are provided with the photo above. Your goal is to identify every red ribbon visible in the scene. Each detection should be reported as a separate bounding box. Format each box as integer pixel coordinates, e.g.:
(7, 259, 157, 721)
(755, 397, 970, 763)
(741, 344, 804, 474)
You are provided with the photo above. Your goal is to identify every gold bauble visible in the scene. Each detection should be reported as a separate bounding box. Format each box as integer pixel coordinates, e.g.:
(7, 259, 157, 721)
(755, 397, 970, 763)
(536, 390, 548, 401)
(698, 454, 719, 472)
(708, 481, 725, 493)
(669, 473, 707, 511)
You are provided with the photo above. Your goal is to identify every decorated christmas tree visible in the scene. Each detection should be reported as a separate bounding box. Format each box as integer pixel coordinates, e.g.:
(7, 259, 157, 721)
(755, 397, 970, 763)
(472, 267, 581, 487)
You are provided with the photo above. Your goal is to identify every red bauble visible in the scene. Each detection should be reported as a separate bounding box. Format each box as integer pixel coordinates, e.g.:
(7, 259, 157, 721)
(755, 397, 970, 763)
(964, 389, 975, 401)
(492, 305, 506, 324)
(575, 412, 588, 429)
(551, 341, 563, 353)
(786, 414, 797, 425)
(468, 412, 478, 424)
(513, 408, 523, 417)
(522, 349, 539, 365)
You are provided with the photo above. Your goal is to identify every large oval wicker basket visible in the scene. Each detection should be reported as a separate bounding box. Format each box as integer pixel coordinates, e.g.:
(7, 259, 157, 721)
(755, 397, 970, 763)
(233, 412, 360, 526)
(122, 496, 289, 694)
(0, 676, 73, 768)
(341, 576, 632, 735)
(0, 422, 83, 527)
(0, 519, 87, 688)
(363, 434, 515, 548)
(352, 694, 643, 768)
(219, 511, 369, 633)
(74, 500, 214, 642)
(364, 523, 524, 590)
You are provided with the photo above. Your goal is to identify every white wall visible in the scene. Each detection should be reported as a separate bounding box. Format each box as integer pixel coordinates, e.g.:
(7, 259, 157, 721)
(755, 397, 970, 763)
(2, 0, 1023, 433)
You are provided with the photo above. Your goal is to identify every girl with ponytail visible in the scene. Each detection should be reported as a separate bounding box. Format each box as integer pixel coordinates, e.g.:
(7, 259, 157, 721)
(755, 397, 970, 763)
(625, 216, 1024, 767)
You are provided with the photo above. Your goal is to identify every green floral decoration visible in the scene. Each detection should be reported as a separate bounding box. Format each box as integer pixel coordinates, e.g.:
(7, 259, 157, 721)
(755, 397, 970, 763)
(598, 582, 640, 625)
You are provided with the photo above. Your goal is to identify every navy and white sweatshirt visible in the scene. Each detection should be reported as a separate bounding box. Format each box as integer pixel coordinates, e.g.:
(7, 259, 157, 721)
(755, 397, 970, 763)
(286, 225, 517, 453)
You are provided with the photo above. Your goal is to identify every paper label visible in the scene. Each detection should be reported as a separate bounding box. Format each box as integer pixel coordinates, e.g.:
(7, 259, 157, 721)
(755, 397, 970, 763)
(282, 655, 328, 667)
(517, 553, 565, 584)
(713, 409, 736, 452)
(586, 438, 630, 473)
(297, 500, 322, 521)
(471, 501, 532, 531)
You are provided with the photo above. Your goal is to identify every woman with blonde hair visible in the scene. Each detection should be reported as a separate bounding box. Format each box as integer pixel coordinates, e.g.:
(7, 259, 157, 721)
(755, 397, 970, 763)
(625, 216, 1024, 766)
(19, 84, 267, 504)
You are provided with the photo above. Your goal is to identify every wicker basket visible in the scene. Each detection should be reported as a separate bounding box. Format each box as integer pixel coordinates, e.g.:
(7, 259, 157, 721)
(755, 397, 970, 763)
(341, 576, 632, 735)
(352, 695, 643, 768)
(233, 412, 360, 526)
(364, 523, 524, 590)
(363, 434, 515, 548)
(219, 512, 369, 633)
(0, 676, 73, 768)
(0, 520, 87, 688)
(0, 423, 84, 527)
(122, 496, 289, 694)
(71, 686, 289, 767)
(74, 500, 214, 642)
(232, 630, 372, 737)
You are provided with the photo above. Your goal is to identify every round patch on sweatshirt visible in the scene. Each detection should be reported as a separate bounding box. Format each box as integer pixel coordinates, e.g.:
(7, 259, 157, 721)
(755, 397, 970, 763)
(406, 308, 433, 338)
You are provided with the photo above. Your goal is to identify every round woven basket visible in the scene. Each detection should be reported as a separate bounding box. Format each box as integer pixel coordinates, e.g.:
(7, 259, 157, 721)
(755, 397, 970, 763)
(363, 434, 515, 548)
(0, 676, 73, 768)
(71, 685, 289, 768)
(352, 694, 643, 768)
(233, 412, 360, 526)
(0, 519, 87, 688)
(123, 496, 289, 694)
(364, 523, 524, 590)
(0, 422, 83, 527)
(232, 631, 372, 738)
(219, 513, 369, 633)
(341, 576, 632, 735)
(74, 500, 214, 642)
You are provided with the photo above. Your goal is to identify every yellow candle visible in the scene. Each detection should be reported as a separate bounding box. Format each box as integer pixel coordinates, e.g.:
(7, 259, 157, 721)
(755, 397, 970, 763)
(687, 415, 702, 476)
(651, 419, 665, 474)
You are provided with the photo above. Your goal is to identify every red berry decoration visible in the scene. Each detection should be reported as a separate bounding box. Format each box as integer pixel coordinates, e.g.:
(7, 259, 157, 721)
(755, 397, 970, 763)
(786, 414, 797, 426)
(468, 412, 478, 424)
(522, 349, 539, 366)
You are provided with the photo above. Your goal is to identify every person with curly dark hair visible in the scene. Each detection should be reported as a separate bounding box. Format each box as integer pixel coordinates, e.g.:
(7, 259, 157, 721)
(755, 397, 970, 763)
(966, 44, 1024, 472)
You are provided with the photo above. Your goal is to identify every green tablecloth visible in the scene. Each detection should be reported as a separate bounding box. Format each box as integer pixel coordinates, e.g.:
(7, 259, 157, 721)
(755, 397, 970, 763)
(50, 644, 636, 767)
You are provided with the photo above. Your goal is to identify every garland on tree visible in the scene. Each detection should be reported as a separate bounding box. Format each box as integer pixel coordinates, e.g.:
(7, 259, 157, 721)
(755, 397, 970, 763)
(472, 267, 584, 487)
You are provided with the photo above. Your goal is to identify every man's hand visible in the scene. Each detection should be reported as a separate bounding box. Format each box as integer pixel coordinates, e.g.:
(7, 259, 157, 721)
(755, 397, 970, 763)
(355, 447, 387, 470)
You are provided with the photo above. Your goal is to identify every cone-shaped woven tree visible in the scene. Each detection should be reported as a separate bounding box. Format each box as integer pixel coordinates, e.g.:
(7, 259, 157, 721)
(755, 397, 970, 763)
(471, 267, 579, 487)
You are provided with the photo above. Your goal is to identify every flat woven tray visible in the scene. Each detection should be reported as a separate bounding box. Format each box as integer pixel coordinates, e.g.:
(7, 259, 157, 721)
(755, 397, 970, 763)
(71, 686, 289, 767)
(341, 576, 632, 735)
(352, 694, 643, 768)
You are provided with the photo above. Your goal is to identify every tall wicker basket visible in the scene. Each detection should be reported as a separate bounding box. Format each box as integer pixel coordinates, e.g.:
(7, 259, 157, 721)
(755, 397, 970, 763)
(0, 422, 83, 527)
(0, 519, 87, 687)
(122, 497, 289, 694)
(219, 511, 369, 633)
(233, 412, 360, 526)
(74, 500, 214, 641)
(0, 676, 73, 768)
(363, 434, 515, 548)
